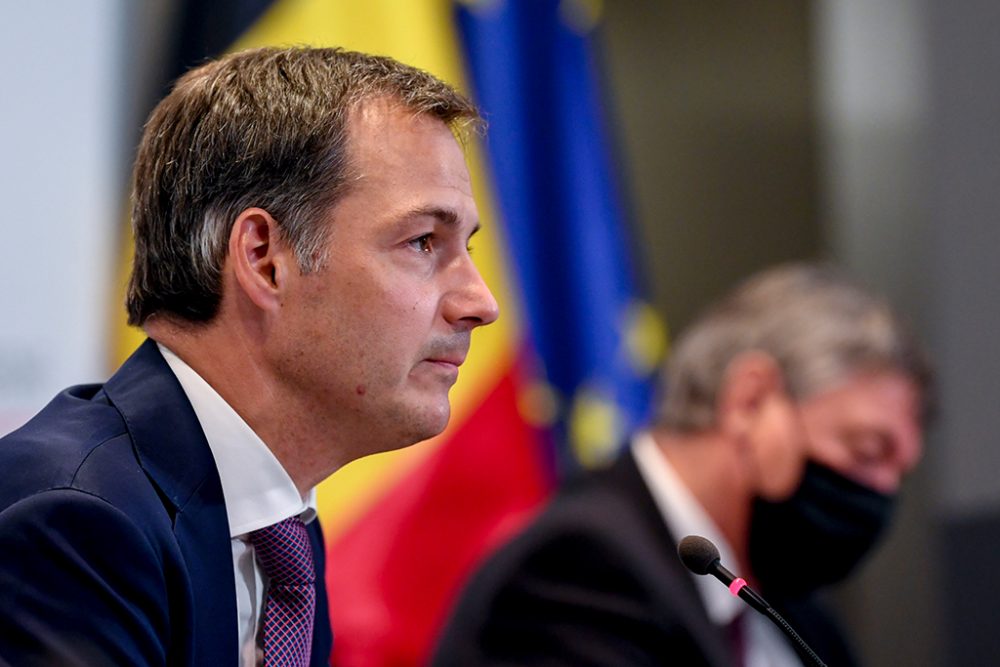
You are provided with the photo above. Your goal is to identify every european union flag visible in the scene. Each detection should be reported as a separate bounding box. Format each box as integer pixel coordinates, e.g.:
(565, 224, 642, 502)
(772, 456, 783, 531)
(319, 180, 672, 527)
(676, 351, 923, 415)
(456, 0, 666, 471)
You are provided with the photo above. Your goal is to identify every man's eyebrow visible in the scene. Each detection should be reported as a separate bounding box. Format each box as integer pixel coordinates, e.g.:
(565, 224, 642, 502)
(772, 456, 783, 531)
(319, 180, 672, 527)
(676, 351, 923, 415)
(403, 206, 481, 235)
(404, 205, 460, 226)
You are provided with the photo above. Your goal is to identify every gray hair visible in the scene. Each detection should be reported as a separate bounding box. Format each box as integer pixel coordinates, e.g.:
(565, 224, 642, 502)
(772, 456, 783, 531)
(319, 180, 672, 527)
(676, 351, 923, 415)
(126, 46, 481, 326)
(659, 263, 932, 432)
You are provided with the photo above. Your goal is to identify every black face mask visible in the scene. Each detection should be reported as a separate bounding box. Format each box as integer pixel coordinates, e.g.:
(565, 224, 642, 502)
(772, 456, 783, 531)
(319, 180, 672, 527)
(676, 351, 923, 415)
(749, 461, 895, 598)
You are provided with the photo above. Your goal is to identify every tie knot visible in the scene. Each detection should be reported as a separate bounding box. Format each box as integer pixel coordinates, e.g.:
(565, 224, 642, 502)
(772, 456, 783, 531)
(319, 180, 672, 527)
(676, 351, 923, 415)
(249, 516, 315, 586)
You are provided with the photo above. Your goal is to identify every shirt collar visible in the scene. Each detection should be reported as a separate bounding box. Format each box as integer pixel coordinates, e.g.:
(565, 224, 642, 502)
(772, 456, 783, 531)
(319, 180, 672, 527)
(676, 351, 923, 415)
(158, 343, 317, 538)
(631, 431, 743, 625)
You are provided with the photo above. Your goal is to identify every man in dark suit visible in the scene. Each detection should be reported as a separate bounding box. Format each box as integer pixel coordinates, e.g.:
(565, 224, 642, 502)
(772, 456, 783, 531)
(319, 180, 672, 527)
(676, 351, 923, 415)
(433, 264, 931, 667)
(0, 47, 498, 666)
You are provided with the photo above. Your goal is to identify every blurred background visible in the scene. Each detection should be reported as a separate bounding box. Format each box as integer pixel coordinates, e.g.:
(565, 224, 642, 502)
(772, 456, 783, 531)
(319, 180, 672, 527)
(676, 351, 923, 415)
(2, 1, 998, 665)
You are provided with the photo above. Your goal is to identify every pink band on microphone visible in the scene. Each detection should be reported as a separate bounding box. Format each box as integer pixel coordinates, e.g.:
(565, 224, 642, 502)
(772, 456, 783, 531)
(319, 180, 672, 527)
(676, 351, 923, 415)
(728, 578, 747, 597)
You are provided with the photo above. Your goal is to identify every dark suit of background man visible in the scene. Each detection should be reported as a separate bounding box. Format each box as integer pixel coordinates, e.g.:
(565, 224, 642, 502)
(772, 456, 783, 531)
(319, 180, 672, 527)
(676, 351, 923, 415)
(433, 263, 932, 667)
(0, 47, 498, 667)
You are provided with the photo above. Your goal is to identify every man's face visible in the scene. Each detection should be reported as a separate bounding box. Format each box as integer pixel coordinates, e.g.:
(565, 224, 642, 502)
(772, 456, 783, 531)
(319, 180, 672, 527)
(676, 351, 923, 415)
(748, 389, 809, 501)
(797, 370, 923, 494)
(273, 99, 498, 455)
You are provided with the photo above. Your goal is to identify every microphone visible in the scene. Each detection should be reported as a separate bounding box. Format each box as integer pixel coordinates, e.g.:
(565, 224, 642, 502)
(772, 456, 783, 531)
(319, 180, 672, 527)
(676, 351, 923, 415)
(677, 535, 828, 667)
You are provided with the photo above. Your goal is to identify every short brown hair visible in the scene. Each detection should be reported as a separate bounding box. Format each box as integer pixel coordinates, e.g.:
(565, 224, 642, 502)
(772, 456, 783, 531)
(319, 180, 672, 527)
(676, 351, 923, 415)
(659, 263, 934, 432)
(126, 46, 480, 326)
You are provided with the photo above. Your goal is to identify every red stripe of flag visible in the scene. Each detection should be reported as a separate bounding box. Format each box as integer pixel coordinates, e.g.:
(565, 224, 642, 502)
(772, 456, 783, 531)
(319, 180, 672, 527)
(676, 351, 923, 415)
(327, 352, 553, 666)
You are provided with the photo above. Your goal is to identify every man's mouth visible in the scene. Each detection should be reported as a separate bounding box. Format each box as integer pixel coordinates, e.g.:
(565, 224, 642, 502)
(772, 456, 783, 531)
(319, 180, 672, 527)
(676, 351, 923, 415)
(425, 352, 467, 367)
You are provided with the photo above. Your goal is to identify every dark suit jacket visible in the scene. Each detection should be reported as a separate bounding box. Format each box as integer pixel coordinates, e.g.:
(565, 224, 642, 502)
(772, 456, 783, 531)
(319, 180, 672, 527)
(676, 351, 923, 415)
(431, 450, 856, 667)
(0, 339, 332, 666)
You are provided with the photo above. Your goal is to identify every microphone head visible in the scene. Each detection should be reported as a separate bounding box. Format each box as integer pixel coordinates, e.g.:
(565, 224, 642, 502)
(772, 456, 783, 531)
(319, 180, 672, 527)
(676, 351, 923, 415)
(678, 535, 721, 575)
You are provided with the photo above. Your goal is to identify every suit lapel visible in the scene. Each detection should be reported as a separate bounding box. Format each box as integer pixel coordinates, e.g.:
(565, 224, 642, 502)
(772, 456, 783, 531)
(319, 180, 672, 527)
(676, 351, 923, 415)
(104, 339, 239, 667)
(307, 520, 334, 666)
(606, 451, 736, 667)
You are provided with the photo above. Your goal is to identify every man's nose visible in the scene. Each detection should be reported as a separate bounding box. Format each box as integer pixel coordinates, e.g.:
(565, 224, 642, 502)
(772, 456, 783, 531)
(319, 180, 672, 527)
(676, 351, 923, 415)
(445, 258, 500, 329)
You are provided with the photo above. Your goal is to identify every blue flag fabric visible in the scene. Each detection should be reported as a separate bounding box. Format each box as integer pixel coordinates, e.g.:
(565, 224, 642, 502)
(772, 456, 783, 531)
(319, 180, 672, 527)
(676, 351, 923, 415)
(454, 0, 660, 471)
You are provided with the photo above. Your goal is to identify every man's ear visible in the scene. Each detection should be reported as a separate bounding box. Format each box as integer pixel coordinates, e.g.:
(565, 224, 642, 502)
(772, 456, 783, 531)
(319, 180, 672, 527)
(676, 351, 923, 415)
(228, 208, 292, 312)
(716, 351, 785, 441)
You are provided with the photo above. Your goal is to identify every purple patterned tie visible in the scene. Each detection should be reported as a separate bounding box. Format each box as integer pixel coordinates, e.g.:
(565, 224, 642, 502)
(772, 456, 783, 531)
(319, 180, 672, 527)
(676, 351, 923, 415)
(249, 516, 316, 667)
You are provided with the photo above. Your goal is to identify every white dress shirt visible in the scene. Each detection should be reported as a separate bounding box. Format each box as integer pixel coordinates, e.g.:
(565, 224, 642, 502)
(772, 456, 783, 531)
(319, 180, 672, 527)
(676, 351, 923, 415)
(159, 344, 318, 667)
(631, 432, 802, 667)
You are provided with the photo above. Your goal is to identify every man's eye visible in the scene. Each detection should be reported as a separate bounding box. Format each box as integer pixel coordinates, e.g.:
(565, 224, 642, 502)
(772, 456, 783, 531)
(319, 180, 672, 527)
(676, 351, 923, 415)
(409, 234, 433, 253)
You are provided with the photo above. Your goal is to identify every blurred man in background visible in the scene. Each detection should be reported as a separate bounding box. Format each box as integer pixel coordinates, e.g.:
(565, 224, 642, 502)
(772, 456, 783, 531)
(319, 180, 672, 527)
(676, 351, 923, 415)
(0, 46, 497, 666)
(433, 263, 931, 667)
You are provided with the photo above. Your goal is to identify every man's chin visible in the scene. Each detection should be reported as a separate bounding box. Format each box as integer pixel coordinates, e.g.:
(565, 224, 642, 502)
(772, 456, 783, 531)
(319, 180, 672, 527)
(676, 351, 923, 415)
(419, 408, 452, 442)
(396, 399, 452, 447)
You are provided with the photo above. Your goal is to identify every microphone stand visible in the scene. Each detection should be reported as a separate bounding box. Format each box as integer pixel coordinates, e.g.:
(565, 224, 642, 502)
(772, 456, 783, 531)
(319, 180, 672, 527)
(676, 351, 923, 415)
(710, 560, 828, 667)
(678, 535, 828, 667)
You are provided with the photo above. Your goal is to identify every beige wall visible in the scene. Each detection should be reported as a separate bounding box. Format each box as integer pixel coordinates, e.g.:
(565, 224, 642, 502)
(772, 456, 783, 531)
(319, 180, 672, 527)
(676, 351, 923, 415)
(601, 1, 821, 333)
